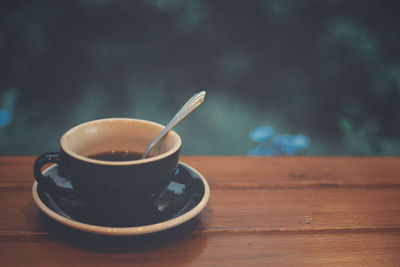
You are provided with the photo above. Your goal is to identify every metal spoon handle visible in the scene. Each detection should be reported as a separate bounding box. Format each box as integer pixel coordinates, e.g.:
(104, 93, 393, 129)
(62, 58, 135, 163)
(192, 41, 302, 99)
(141, 91, 206, 159)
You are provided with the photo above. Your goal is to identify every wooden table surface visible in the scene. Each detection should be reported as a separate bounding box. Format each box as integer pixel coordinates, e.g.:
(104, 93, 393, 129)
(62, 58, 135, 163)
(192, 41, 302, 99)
(1, 156, 400, 266)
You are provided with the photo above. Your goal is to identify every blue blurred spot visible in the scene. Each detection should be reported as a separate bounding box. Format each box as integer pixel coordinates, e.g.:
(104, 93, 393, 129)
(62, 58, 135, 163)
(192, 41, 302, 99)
(250, 126, 274, 143)
(249, 144, 275, 156)
(0, 109, 11, 127)
(273, 134, 309, 155)
(291, 134, 310, 149)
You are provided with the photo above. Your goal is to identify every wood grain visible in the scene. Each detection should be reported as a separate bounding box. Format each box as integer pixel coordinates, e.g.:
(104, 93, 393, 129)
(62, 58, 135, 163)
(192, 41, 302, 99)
(2, 156, 400, 186)
(0, 156, 35, 184)
(1, 232, 399, 266)
(1, 187, 400, 233)
(0, 156, 399, 266)
(186, 156, 400, 188)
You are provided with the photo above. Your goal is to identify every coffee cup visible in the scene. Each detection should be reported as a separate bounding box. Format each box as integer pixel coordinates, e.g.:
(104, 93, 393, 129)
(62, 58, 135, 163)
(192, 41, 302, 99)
(33, 118, 182, 214)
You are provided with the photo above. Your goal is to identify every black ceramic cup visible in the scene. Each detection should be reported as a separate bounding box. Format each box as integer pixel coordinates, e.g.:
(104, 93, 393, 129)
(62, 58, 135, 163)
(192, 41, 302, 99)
(33, 118, 181, 215)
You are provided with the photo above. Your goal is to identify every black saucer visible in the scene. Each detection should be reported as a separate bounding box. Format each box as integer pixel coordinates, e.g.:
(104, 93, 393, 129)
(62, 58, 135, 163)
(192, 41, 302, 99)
(33, 162, 210, 235)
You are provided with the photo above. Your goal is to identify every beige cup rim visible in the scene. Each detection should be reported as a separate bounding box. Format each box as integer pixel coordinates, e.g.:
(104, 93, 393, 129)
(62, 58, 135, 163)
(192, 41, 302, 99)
(60, 118, 182, 166)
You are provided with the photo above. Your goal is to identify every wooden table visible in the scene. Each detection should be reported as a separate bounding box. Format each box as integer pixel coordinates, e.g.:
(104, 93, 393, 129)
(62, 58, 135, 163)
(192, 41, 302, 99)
(1, 156, 400, 266)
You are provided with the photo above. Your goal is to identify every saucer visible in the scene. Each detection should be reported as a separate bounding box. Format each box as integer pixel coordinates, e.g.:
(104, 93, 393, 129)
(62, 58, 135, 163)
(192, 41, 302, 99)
(32, 162, 210, 236)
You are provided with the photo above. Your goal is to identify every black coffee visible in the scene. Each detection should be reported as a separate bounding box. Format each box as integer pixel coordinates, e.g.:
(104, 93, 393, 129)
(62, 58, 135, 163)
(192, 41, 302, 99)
(88, 151, 143, 161)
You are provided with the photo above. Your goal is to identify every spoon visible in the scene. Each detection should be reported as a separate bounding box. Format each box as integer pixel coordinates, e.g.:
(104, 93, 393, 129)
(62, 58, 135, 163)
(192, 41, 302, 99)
(141, 91, 206, 159)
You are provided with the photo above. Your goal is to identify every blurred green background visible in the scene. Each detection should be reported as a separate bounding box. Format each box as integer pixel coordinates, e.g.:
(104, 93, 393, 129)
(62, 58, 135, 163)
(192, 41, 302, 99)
(1, 0, 400, 156)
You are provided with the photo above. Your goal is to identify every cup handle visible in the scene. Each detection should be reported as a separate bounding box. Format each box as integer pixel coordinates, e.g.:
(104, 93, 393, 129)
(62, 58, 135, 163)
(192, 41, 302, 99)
(34, 152, 75, 199)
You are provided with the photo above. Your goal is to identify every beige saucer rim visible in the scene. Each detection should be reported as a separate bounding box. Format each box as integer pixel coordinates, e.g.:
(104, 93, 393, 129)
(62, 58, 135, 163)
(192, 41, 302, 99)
(32, 162, 210, 236)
